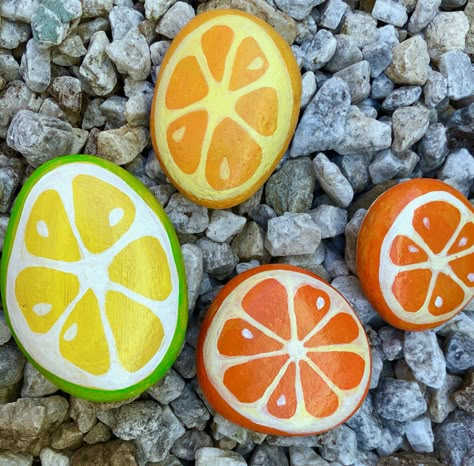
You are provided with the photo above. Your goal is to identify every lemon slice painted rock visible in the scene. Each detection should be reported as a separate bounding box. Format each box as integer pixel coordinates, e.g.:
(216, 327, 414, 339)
(151, 9, 302, 209)
(1, 155, 187, 401)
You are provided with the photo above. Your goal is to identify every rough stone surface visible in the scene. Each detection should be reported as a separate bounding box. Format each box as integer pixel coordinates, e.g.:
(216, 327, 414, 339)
(392, 106, 430, 153)
(20, 363, 58, 398)
(334, 61, 371, 103)
(166, 193, 209, 234)
(453, 371, 474, 415)
(438, 50, 474, 101)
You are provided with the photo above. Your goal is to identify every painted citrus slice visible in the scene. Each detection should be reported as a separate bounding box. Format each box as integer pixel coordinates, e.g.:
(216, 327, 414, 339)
(196, 265, 371, 435)
(1, 155, 187, 401)
(151, 9, 301, 208)
(357, 178, 474, 331)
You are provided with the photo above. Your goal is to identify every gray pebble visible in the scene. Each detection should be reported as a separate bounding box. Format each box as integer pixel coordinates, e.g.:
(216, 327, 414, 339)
(0, 18, 30, 50)
(379, 326, 404, 361)
(405, 415, 434, 453)
(156, 2, 195, 39)
(172, 430, 214, 461)
(165, 194, 209, 234)
(20, 39, 50, 93)
(423, 70, 448, 109)
(49, 76, 82, 113)
(21, 362, 58, 398)
(362, 42, 393, 79)
(408, 0, 441, 33)
(428, 373, 462, 423)
(419, 123, 449, 172)
(334, 61, 371, 103)
(0, 155, 24, 214)
(295, 15, 318, 45)
(438, 148, 474, 182)
(289, 446, 329, 465)
(147, 369, 185, 405)
(206, 210, 246, 243)
(170, 385, 210, 430)
(196, 238, 238, 279)
(376, 428, 404, 456)
(376, 24, 400, 48)
(231, 221, 269, 263)
(309, 204, 347, 238)
(392, 106, 430, 153)
(301, 29, 337, 71)
(0, 0, 39, 23)
(195, 447, 246, 466)
(341, 11, 377, 49)
(300, 71, 317, 109)
(274, 0, 324, 20)
(336, 153, 371, 193)
(382, 86, 422, 111)
(319, 0, 347, 29)
(212, 413, 249, 444)
(0, 341, 25, 387)
(372, 0, 408, 27)
(173, 344, 196, 379)
(109, 5, 143, 41)
(436, 415, 473, 466)
(369, 149, 404, 184)
(319, 425, 358, 465)
(344, 208, 366, 275)
(324, 246, 349, 278)
(438, 50, 474, 101)
(0, 54, 20, 83)
(248, 204, 277, 229)
(444, 332, 474, 373)
(371, 73, 395, 100)
(325, 35, 363, 74)
(0, 312, 11, 345)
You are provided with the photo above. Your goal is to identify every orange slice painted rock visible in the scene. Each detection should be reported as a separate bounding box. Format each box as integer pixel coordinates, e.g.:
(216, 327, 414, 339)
(151, 10, 301, 209)
(357, 178, 474, 331)
(196, 265, 371, 435)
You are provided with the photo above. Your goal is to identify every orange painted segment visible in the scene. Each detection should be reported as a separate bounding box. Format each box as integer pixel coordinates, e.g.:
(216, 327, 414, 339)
(294, 285, 331, 340)
(165, 56, 209, 110)
(450, 253, 474, 287)
(392, 269, 432, 312)
(229, 37, 269, 91)
(217, 318, 283, 356)
(304, 313, 360, 348)
(205, 118, 262, 191)
(235, 87, 278, 136)
(412, 201, 461, 254)
(241, 278, 291, 340)
(223, 355, 288, 403)
(448, 223, 474, 255)
(167, 110, 208, 175)
(308, 352, 365, 391)
(201, 25, 234, 82)
(300, 360, 339, 418)
(267, 362, 297, 419)
(428, 272, 465, 316)
(389, 235, 429, 266)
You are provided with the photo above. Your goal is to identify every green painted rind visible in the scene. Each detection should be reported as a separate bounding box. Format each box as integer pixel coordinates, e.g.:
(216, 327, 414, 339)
(0, 154, 188, 402)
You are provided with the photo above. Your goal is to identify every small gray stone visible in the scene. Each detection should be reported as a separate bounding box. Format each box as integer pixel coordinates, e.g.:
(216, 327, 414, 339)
(166, 194, 209, 234)
(362, 42, 392, 78)
(313, 153, 353, 207)
(336, 153, 371, 193)
(425, 12, 470, 61)
(392, 106, 430, 153)
(344, 208, 366, 276)
(382, 86, 422, 111)
(0, 451, 33, 466)
(171, 430, 213, 461)
(82, 98, 106, 129)
(109, 5, 143, 41)
(196, 447, 246, 466)
(372, 0, 408, 26)
(419, 123, 449, 171)
(334, 61, 371, 103)
(51, 421, 84, 450)
(20, 39, 50, 93)
(369, 149, 404, 184)
(291, 78, 351, 156)
(83, 422, 112, 444)
(265, 213, 321, 256)
(100, 96, 127, 127)
(438, 50, 474, 101)
(0, 341, 25, 387)
(341, 11, 377, 49)
(300, 71, 317, 109)
(212, 413, 249, 444)
(334, 106, 392, 155)
(309, 205, 347, 238)
(371, 73, 395, 100)
(436, 416, 473, 466)
(265, 158, 315, 215)
(444, 332, 474, 373)
(106, 28, 151, 81)
(125, 94, 149, 127)
(0, 156, 24, 214)
(377, 24, 400, 48)
(0, 0, 39, 22)
(375, 378, 427, 422)
(49, 76, 82, 113)
(376, 428, 404, 456)
(326, 35, 363, 74)
(39, 447, 69, 466)
(301, 30, 337, 71)
(408, 0, 441, 33)
(319, 425, 358, 465)
(379, 326, 404, 361)
(0, 18, 30, 49)
(21, 362, 58, 398)
(173, 344, 196, 379)
(438, 148, 474, 182)
(423, 70, 447, 109)
(69, 398, 97, 434)
(145, 0, 176, 21)
(248, 204, 277, 229)
(385, 36, 430, 85)
(79, 31, 117, 96)
(156, 2, 195, 39)
(170, 385, 210, 431)
(236, 260, 261, 274)
(76, 17, 110, 45)
(7, 110, 74, 167)
(275, 0, 324, 20)
(295, 15, 318, 45)
(53, 34, 88, 66)
(197, 238, 238, 278)
(231, 221, 269, 262)
(277, 242, 326, 273)
(250, 444, 288, 466)
(182, 243, 203, 310)
(324, 247, 349, 278)
(147, 369, 185, 405)
(319, 0, 347, 29)
(405, 416, 434, 453)
(0, 54, 20, 83)
(0, 312, 12, 345)
(82, 0, 113, 18)
(289, 446, 329, 465)
(267, 435, 319, 447)
(429, 373, 463, 423)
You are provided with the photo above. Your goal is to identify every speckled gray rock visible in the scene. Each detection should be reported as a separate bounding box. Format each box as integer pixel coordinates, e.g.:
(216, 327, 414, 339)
(7, 110, 74, 167)
(382, 86, 422, 111)
(425, 12, 470, 61)
(336, 153, 370, 193)
(371, 74, 395, 100)
(295, 15, 317, 44)
(334, 106, 392, 155)
(109, 6, 143, 41)
(50, 421, 83, 450)
(196, 447, 246, 466)
(438, 148, 474, 182)
(212, 413, 250, 444)
(369, 149, 404, 183)
(156, 2, 195, 39)
(196, 238, 238, 278)
(408, 0, 441, 33)
(20, 39, 50, 93)
(396, 149, 421, 177)
(444, 332, 474, 373)
(231, 221, 269, 262)
(290, 78, 351, 156)
(147, 369, 185, 405)
(53, 34, 87, 67)
(265, 213, 321, 256)
(429, 373, 462, 423)
(0, 18, 30, 49)
(49, 76, 82, 113)
(79, 31, 117, 96)
(319, 425, 358, 465)
(100, 96, 127, 127)
(0, 341, 25, 388)
(0, 53, 20, 83)
(300, 71, 317, 108)
(0, 0, 39, 22)
(69, 398, 97, 435)
(423, 70, 447, 109)
(379, 326, 404, 360)
(334, 61, 371, 103)
(182, 243, 203, 310)
(419, 123, 449, 171)
(319, 0, 347, 29)
(0, 155, 24, 214)
(173, 344, 196, 380)
(106, 28, 151, 81)
(0, 451, 33, 466)
(40, 447, 69, 466)
(362, 42, 393, 78)
(326, 35, 363, 74)
(405, 416, 434, 453)
(309, 205, 347, 238)
(392, 106, 430, 153)
(385, 36, 430, 85)
(20, 363, 58, 398)
(145, 0, 176, 21)
(83, 422, 112, 444)
(375, 378, 427, 422)
(274, 0, 324, 20)
(0, 312, 11, 345)
(289, 446, 329, 465)
(313, 153, 353, 207)
(438, 51, 474, 100)
(170, 385, 210, 431)
(301, 30, 337, 71)
(171, 430, 212, 461)
(341, 11, 377, 49)
(372, 0, 407, 26)
(343, 208, 366, 276)
(376, 428, 404, 456)
(436, 415, 473, 466)
(265, 158, 315, 215)
(250, 444, 288, 466)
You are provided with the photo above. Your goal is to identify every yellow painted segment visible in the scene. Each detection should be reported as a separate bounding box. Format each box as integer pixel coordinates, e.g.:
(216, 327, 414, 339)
(25, 190, 81, 261)
(15, 267, 80, 333)
(106, 291, 164, 372)
(73, 175, 136, 254)
(108, 236, 172, 301)
(59, 289, 110, 375)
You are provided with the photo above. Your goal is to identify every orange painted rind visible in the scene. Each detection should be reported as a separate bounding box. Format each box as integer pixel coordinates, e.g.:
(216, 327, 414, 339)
(197, 265, 371, 436)
(151, 10, 301, 208)
(357, 178, 474, 331)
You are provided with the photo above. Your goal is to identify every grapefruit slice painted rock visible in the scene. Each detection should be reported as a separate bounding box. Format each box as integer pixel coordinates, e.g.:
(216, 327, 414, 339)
(1, 155, 187, 401)
(197, 265, 371, 435)
(151, 9, 301, 209)
(357, 178, 474, 331)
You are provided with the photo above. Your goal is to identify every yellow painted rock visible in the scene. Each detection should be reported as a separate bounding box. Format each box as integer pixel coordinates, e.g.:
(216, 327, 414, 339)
(151, 9, 302, 209)
(1, 155, 187, 401)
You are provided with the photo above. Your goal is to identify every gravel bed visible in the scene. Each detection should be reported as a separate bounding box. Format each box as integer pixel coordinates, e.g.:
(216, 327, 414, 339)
(0, 0, 473, 464)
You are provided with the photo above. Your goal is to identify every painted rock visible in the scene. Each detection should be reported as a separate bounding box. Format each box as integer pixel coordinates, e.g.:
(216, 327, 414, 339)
(1, 155, 187, 401)
(151, 9, 301, 209)
(357, 178, 474, 331)
(197, 264, 371, 435)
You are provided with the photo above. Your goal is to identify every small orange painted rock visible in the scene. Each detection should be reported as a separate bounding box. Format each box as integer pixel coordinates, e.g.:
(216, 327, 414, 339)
(150, 9, 301, 209)
(357, 178, 474, 331)
(196, 265, 371, 436)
